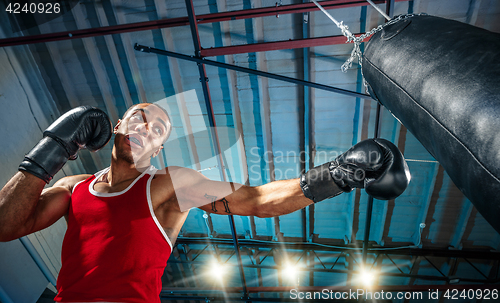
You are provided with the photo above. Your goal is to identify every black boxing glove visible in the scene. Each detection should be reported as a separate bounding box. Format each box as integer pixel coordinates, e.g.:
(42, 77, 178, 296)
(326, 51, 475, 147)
(19, 106, 112, 183)
(300, 138, 410, 202)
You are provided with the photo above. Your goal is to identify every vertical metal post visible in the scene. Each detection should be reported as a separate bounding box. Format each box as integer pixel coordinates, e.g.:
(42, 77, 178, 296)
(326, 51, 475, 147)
(302, 1, 311, 245)
(19, 237, 57, 286)
(184, 0, 249, 300)
(362, 0, 395, 265)
(229, 215, 250, 300)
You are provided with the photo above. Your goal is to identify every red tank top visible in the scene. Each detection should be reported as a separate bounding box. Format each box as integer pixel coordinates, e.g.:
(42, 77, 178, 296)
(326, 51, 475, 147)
(54, 166, 172, 303)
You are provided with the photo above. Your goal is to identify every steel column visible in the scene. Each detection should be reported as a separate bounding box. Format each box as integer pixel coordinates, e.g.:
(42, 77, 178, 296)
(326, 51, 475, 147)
(184, 1, 249, 301)
(135, 44, 371, 100)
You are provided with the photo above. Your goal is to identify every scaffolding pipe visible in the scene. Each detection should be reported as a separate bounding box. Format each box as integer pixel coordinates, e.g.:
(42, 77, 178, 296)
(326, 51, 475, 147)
(134, 44, 372, 100)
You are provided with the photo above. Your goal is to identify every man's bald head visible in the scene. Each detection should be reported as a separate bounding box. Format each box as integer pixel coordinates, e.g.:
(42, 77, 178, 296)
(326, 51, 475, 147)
(122, 103, 172, 143)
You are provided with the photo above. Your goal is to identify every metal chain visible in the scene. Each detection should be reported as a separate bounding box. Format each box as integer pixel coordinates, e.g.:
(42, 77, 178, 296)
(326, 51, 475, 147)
(340, 13, 427, 72)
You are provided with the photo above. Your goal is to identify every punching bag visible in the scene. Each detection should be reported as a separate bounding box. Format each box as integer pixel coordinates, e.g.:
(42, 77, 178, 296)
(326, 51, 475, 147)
(362, 15, 500, 233)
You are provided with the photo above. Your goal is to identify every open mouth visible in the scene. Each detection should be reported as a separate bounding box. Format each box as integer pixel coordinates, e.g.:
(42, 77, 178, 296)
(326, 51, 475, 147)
(126, 135, 142, 147)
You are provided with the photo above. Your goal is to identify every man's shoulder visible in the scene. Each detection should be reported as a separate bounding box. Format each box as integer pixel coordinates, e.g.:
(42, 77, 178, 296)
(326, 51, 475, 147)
(154, 166, 199, 179)
(152, 166, 205, 190)
(53, 174, 93, 191)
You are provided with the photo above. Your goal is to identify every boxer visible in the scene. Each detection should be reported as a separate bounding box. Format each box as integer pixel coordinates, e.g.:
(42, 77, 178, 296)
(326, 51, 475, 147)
(0, 103, 409, 302)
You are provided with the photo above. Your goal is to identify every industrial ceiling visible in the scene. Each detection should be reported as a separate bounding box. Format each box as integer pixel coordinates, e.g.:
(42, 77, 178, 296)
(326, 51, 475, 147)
(0, 0, 499, 302)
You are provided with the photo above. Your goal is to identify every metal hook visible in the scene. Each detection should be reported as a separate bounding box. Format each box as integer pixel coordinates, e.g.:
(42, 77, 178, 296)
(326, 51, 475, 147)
(275, 0, 282, 18)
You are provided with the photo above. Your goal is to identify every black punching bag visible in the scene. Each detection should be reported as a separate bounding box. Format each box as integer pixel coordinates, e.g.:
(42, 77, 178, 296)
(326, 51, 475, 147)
(362, 15, 500, 233)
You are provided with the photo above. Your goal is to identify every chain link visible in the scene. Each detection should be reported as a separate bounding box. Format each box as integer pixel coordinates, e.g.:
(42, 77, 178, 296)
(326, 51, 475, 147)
(340, 13, 427, 72)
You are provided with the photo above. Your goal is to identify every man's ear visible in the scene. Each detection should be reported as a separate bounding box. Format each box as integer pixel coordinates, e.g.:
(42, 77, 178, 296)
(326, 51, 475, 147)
(151, 146, 164, 158)
(114, 120, 122, 134)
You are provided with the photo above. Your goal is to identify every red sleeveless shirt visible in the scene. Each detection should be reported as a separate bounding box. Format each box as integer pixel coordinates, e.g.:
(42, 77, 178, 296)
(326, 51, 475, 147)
(54, 166, 172, 303)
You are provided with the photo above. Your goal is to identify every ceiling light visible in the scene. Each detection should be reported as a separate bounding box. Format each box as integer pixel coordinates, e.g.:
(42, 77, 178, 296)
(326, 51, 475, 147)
(283, 262, 299, 281)
(209, 261, 227, 282)
(360, 269, 376, 287)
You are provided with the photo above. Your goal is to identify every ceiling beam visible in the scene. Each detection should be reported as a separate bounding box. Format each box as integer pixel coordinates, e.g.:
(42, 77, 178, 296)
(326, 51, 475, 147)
(200, 33, 363, 57)
(0, 0, 409, 47)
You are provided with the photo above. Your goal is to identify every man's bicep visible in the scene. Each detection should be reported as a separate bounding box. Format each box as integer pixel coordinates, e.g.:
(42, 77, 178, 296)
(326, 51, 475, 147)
(28, 175, 88, 235)
(171, 167, 245, 212)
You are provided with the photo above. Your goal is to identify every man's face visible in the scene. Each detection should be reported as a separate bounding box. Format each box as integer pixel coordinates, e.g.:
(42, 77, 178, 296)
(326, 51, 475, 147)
(114, 104, 171, 166)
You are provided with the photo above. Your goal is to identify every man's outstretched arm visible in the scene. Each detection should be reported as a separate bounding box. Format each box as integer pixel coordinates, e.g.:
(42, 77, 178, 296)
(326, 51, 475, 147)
(191, 139, 410, 217)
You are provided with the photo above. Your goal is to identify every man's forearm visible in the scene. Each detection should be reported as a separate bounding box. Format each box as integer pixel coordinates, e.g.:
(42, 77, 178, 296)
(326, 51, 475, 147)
(197, 175, 313, 217)
(252, 178, 313, 218)
(0, 172, 45, 241)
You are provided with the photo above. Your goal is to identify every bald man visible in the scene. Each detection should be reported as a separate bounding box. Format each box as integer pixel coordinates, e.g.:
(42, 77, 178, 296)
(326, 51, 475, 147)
(0, 103, 409, 302)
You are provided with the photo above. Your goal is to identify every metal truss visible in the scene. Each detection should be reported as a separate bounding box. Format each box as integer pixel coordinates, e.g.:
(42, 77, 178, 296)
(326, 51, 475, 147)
(161, 239, 500, 302)
(171, 238, 500, 283)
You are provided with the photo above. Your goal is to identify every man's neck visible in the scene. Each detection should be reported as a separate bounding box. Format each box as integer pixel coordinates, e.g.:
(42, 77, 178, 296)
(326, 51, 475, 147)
(107, 157, 151, 187)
